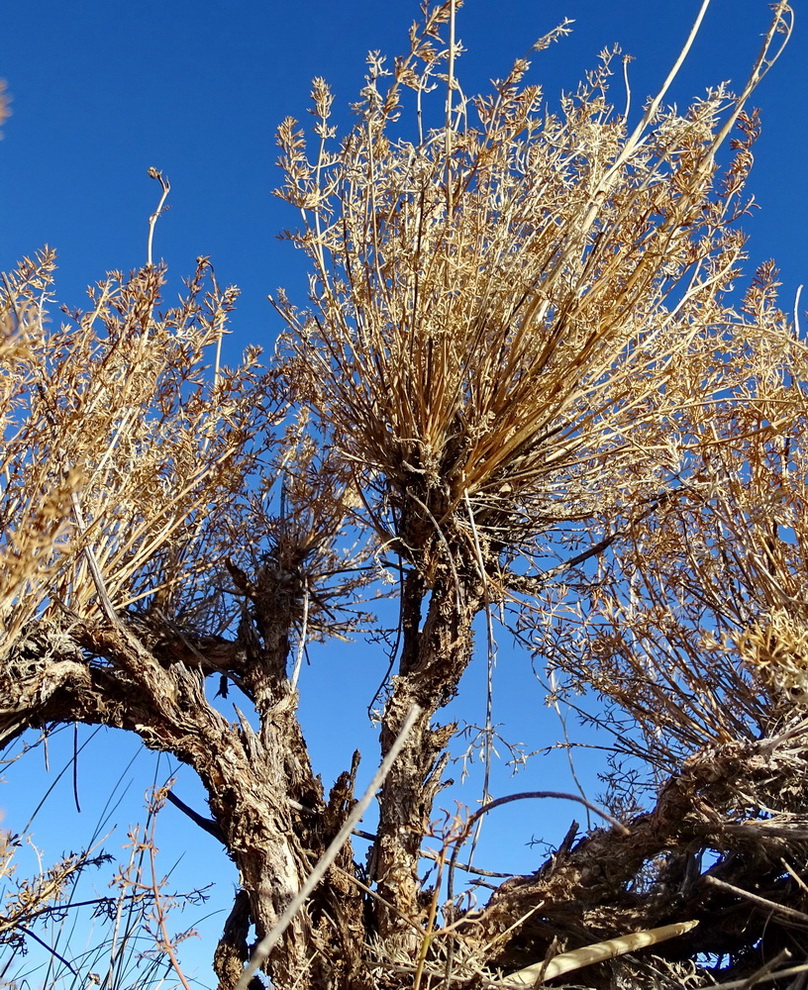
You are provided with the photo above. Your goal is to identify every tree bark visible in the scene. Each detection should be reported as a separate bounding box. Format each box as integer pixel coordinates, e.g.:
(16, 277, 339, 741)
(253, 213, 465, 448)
(373, 567, 482, 952)
(7, 613, 806, 989)
(0, 618, 362, 990)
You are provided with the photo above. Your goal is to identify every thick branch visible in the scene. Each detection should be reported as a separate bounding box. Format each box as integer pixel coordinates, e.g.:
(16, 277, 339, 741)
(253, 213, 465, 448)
(463, 733, 808, 980)
(374, 565, 483, 949)
(0, 621, 358, 990)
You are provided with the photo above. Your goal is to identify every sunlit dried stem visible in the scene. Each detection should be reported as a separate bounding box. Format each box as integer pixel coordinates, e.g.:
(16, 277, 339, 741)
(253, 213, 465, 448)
(146, 166, 171, 268)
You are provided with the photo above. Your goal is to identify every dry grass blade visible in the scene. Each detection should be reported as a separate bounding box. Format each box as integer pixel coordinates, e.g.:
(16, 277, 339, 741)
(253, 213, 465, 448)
(500, 919, 699, 986)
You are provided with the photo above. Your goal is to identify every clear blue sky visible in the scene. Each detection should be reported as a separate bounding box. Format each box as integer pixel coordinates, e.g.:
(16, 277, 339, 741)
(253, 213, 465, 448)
(1, 1, 805, 332)
(1, 1, 805, 985)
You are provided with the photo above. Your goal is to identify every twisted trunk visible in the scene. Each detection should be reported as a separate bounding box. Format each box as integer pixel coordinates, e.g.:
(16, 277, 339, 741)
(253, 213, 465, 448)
(6, 617, 808, 988)
(373, 567, 483, 950)
(0, 617, 366, 990)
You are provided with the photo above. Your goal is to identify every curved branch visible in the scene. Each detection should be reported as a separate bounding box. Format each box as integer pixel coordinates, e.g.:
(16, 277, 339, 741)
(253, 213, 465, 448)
(447, 790, 629, 906)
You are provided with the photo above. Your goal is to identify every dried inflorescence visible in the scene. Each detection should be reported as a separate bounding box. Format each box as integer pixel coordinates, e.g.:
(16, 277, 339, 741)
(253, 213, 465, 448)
(273, 7, 789, 598)
(0, 252, 280, 652)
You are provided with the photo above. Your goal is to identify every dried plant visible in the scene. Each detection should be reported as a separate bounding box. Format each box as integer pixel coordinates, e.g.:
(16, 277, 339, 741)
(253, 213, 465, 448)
(0, 825, 110, 957)
(2, 2, 805, 988)
(0, 791, 209, 990)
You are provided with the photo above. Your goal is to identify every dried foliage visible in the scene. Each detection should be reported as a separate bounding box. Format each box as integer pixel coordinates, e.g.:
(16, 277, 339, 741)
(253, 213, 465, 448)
(0, 825, 110, 954)
(275, 10, 774, 583)
(0, 252, 276, 643)
(2, 2, 806, 988)
(0, 789, 210, 990)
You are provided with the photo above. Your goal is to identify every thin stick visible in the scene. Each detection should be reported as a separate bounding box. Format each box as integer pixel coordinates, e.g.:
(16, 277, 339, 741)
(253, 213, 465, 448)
(620, 54, 633, 124)
(625, 0, 711, 146)
(71, 724, 81, 814)
(146, 167, 171, 268)
(14, 926, 78, 976)
(234, 703, 422, 990)
(549, 666, 592, 830)
(567, 0, 713, 258)
(70, 491, 119, 626)
(793, 283, 803, 340)
(290, 580, 310, 690)
(703, 875, 808, 925)
(463, 491, 496, 863)
(148, 839, 194, 990)
(445, 0, 457, 215)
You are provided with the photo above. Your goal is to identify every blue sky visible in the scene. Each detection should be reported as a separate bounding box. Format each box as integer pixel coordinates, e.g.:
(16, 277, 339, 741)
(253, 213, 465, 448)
(1, 1, 806, 985)
(2, 1, 805, 332)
